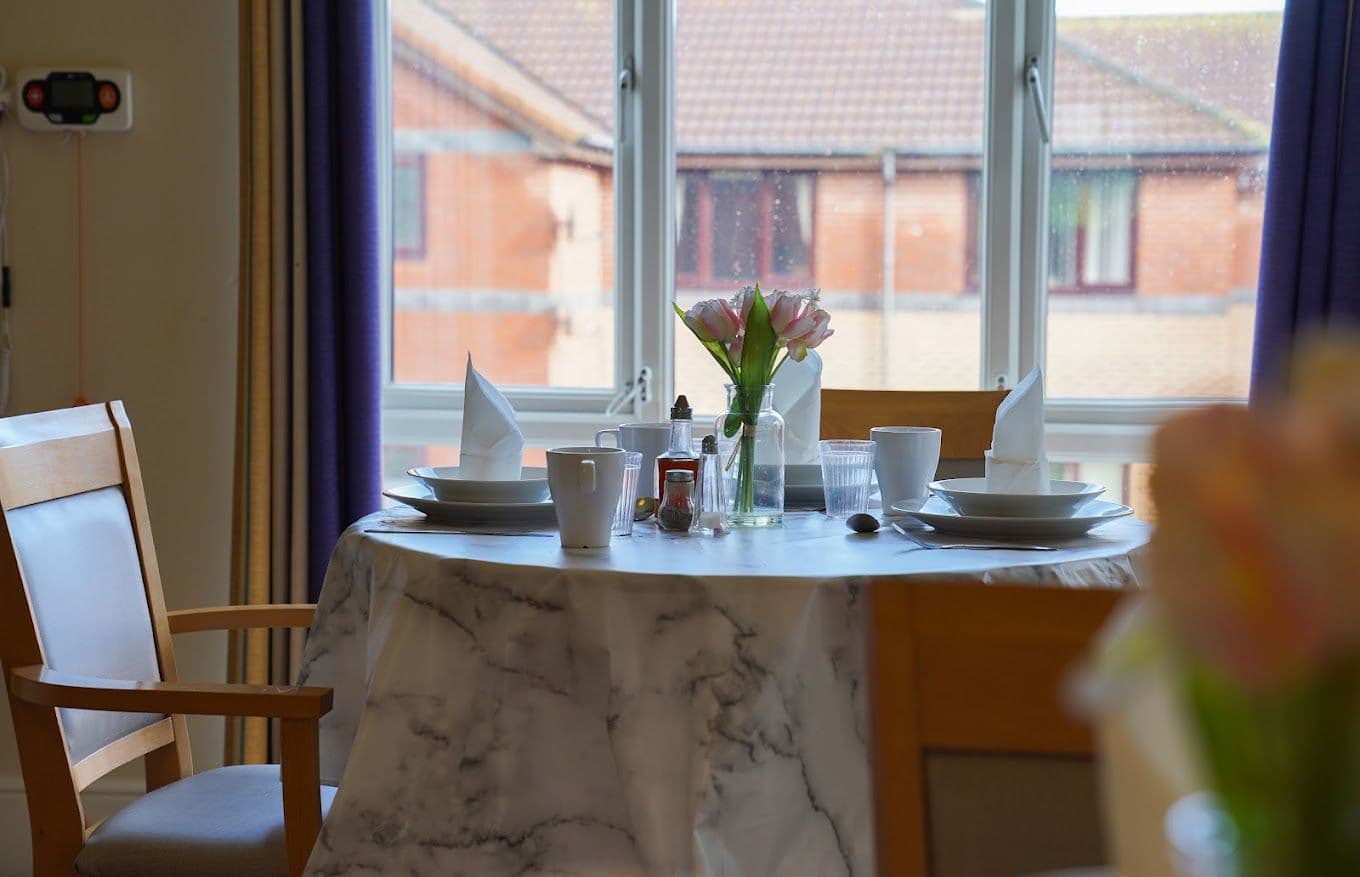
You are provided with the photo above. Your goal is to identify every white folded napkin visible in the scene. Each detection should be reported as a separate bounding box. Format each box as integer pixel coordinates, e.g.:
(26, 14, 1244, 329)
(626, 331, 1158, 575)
(985, 366, 1050, 494)
(773, 350, 823, 465)
(459, 354, 524, 480)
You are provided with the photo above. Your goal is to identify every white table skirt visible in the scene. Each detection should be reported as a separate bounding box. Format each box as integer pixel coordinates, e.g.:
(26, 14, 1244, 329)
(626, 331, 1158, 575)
(299, 510, 1148, 876)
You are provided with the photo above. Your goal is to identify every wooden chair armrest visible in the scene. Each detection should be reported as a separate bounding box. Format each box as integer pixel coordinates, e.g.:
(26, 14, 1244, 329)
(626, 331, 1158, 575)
(9, 665, 332, 719)
(167, 603, 317, 634)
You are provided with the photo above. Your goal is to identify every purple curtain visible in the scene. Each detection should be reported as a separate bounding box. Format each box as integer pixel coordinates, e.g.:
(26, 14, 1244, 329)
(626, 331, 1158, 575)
(304, 0, 382, 600)
(1251, 0, 1360, 397)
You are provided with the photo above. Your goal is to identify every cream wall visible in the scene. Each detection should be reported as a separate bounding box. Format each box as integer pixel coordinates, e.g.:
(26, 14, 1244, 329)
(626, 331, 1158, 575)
(0, 1, 239, 871)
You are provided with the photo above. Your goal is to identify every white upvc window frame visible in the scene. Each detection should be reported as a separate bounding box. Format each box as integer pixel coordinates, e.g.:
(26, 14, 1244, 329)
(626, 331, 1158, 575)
(377, 0, 1246, 463)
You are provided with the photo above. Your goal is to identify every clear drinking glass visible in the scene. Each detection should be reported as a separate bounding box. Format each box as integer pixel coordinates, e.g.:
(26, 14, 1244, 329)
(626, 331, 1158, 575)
(819, 440, 875, 519)
(612, 451, 643, 536)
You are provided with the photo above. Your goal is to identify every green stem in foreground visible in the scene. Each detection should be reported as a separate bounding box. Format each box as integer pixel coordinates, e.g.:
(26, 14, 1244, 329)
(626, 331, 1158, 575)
(1185, 659, 1360, 877)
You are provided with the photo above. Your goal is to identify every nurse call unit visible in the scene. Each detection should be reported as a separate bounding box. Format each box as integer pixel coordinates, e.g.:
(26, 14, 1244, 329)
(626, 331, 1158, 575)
(16, 68, 133, 132)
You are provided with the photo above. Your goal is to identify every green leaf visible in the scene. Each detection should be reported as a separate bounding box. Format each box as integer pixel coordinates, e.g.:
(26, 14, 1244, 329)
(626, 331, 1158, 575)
(739, 284, 778, 391)
(719, 285, 778, 438)
(722, 394, 743, 437)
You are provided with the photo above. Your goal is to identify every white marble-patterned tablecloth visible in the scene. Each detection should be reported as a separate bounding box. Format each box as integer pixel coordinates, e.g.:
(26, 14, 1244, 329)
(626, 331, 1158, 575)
(300, 511, 1148, 876)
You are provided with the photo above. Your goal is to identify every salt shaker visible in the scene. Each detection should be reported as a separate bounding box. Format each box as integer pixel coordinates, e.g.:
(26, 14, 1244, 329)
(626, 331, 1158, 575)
(656, 469, 695, 532)
(695, 434, 728, 534)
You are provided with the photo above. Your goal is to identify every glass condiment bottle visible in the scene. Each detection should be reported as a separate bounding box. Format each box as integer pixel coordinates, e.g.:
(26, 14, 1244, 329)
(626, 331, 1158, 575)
(656, 469, 695, 532)
(656, 394, 699, 505)
(695, 434, 728, 535)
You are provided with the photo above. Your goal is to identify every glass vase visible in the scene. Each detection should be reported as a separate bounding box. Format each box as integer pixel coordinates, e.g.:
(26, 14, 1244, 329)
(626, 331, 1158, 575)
(716, 384, 784, 527)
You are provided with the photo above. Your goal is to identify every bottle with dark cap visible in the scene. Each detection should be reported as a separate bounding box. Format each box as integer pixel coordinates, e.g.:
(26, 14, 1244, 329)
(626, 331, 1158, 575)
(656, 394, 699, 506)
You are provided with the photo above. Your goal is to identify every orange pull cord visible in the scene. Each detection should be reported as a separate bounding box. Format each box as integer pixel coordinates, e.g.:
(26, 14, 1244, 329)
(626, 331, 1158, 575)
(73, 133, 87, 406)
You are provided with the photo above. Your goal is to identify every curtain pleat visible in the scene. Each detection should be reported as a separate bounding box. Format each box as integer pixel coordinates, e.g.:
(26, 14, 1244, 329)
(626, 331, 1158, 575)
(303, 0, 383, 602)
(230, 0, 379, 763)
(230, 0, 308, 767)
(1251, 0, 1360, 396)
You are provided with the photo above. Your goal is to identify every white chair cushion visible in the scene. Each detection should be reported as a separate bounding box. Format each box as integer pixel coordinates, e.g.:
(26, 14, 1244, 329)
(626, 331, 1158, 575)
(76, 764, 337, 877)
(8, 487, 167, 763)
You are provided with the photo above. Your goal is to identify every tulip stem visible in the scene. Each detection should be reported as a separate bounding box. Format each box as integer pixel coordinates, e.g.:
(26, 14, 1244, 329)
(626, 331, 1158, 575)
(735, 431, 757, 515)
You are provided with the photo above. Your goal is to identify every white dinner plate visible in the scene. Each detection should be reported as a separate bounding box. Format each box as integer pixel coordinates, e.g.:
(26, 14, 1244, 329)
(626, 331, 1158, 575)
(928, 478, 1105, 518)
(891, 496, 1132, 540)
(406, 466, 550, 504)
(383, 485, 557, 525)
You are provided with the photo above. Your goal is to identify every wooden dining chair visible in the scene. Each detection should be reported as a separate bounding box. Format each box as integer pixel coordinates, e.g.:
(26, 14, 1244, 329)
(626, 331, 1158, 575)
(869, 577, 1123, 877)
(820, 389, 1009, 478)
(0, 402, 334, 877)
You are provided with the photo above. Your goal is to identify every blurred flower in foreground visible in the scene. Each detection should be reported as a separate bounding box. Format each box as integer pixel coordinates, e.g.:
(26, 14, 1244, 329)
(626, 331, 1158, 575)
(1131, 339, 1360, 875)
(1150, 342, 1360, 693)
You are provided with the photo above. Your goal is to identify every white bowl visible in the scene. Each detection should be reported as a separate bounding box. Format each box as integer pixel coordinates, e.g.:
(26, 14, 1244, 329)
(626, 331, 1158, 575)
(928, 478, 1105, 518)
(407, 466, 550, 504)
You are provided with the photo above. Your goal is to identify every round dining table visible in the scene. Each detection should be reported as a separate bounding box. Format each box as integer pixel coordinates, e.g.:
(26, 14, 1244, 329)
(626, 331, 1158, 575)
(298, 508, 1149, 876)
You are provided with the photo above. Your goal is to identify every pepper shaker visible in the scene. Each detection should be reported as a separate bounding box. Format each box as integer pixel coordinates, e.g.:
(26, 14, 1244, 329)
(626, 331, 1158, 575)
(656, 469, 696, 532)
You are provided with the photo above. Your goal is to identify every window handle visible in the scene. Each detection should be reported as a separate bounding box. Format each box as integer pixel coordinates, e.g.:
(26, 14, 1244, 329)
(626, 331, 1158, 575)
(605, 366, 652, 416)
(618, 55, 636, 92)
(1025, 56, 1052, 145)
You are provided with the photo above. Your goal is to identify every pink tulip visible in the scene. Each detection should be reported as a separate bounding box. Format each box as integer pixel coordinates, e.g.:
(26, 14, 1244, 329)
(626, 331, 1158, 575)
(766, 289, 834, 361)
(769, 291, 816, 341)
(784, 307, 834, 362)
(683, 298, 742, 344)
(730, 286, 757, 324)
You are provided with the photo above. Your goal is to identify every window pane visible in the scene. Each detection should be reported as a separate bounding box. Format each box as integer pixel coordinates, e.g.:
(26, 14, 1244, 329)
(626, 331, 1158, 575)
(709, 173, 761, 282)
(1046, 3, 1282, 398)
(393, 156, 425, 254)
(674, 0, 987, 414)
(1049, 176, 1080, 289)
(1081, 173, 1135, 287)
(676, 174, 700, 277)
(771, 174, 813, 277)
(389, 0, 615, 391)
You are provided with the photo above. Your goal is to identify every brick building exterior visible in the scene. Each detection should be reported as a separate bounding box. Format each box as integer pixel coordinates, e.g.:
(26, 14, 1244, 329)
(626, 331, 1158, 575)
(389, 0, 1279, 402)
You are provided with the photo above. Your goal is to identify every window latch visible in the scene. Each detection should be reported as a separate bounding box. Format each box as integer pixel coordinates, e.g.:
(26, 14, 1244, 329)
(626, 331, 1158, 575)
(605, 366, 652, 416)
(618, 55, 636, 92)
(1024, 56, 1052, 145)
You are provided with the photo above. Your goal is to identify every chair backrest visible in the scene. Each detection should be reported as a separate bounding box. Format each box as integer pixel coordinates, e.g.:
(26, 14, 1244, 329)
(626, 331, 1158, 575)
(0, 403, 191, 857)
(820, 389, 1009, 478)
(869, 578, 1122, 876)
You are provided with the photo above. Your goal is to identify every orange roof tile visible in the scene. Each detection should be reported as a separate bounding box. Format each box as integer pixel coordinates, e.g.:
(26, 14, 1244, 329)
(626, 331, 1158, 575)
(417, 0, 1278, 155)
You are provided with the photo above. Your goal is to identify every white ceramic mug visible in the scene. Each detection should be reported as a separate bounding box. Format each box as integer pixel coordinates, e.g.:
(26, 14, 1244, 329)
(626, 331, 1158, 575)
(871, 426, 942, 513)
(594, 422, 671, 498)
(547, 446, 625, 549)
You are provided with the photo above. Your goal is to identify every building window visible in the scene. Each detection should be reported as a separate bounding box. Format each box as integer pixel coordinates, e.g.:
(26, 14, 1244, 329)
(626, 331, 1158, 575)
(965, 170, 1137, 294)
(676, 171, 815, 290)
(1048, 172, 1137, 292)
(393, 154, 425, 258)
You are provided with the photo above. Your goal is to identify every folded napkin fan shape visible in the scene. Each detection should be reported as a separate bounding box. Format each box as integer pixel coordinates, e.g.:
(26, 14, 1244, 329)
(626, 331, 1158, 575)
(459, 354, 525, 480)
(772, 350, 823, 466)
(985, 366, 1050, 494)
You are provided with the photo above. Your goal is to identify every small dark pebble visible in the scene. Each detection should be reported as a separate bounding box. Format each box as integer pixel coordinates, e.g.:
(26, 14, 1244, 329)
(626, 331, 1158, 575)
(846, 513, 880, 533)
